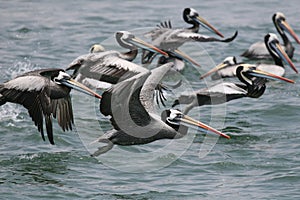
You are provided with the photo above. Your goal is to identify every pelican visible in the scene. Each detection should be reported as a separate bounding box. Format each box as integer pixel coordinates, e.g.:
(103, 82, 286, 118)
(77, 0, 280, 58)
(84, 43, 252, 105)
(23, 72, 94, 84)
(173, 64, 294, 114)
(66, 31, 168, 85)
(142, 7, 238, 65)
(200, 33, 298, 80)
(0, 68, 102, 144)
(242, 12, 300, 59)
(91, 63, 230, 156)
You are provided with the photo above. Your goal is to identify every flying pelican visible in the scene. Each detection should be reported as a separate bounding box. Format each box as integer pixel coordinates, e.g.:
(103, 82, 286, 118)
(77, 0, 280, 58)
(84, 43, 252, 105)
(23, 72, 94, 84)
(91, 63, 230, 156)
(142, 7, 238, 65)
(173, 64, 294, 114)
(242, 12, 300, 59)
(200, 33, 298, 80)
(0, 68, 102, 144)
(66, 31, 168, 85)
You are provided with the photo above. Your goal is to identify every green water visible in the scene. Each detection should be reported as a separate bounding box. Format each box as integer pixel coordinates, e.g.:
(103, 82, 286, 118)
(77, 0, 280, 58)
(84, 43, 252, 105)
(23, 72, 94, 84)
(1, 0, 300, 199)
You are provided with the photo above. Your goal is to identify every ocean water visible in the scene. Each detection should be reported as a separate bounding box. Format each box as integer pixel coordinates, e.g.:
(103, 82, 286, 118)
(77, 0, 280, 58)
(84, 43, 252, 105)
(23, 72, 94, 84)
(1, 0, 300, 199)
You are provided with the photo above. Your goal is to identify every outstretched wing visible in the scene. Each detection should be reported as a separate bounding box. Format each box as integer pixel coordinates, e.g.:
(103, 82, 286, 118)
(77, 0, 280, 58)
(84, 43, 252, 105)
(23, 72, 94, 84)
(1, 73, 74, 144)
(176, 30, 238, 43)
(66, 52, 148, 84)
(173, 82, 247, 114)
(100, 70, 152, 130)
(100, 62, 173, 140)
(0, 76, 54, 143)
(140, 62, 174, 112)
(193, 82, 247, 107)
(100, 62, 174, 127)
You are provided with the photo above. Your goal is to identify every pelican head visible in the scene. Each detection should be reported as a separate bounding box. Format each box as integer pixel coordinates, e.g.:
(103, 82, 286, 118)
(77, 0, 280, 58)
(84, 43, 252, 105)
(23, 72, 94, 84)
(89, 44, 105, 53)
(223, 56, 237, 65)
(236, 64, 295, 85)
(162, 109, 230, 139)
(183, 8, 224, 38)
(115, 31, 168, 56)
(273, 12, 300, 44)
(200, 56, 237, 79)
(183, 8, 200, 24)
(54, 71, 102, 99)
(265, 33, 298, 73)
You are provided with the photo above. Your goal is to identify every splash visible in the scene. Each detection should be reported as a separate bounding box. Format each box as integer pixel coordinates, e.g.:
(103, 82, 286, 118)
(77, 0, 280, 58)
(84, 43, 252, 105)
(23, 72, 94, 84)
(1, 60, 38, 122)
(4, 59, 39, 79)
(0, 103, 25, 122)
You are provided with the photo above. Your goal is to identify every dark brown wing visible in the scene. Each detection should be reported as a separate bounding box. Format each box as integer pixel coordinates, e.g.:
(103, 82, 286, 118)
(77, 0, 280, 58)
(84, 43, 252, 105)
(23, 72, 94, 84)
(157, 20, 172, 29)
(51, 96, 74, 132)
(0, 72, 74, 144)
(0, 86, 54, 143)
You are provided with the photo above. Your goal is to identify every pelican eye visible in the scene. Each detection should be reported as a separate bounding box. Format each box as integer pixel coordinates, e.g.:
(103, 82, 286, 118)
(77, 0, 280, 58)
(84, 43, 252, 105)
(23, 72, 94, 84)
(166, 109, 183, 125)
(54, 71, 71, 84)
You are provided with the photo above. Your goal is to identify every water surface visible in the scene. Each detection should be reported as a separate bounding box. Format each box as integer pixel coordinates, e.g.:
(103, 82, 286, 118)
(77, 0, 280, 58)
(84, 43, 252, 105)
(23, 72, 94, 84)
(1, 0, 300, 199)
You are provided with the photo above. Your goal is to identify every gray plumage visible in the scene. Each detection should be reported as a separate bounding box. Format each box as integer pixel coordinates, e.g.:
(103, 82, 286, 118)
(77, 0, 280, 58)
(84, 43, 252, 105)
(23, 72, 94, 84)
(92, 63, 186, 156)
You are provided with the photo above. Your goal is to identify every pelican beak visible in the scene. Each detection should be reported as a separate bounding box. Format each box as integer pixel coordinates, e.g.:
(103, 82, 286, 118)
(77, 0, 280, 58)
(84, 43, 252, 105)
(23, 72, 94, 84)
(200, 62, 228, 79)
(248, 68, 295, 83)
(130, 36, 169, 57)
(174, 49, 201, 67)
(194, 15, 224, 38)
(179, 114, 230, 139)
(62, 79, 102, 99)
(271, 41, 298, 73)
(280, 20, 300, 44)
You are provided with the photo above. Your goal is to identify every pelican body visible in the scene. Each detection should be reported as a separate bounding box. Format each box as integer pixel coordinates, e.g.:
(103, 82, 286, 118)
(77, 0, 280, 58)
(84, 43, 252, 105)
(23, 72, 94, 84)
(91, 63, 229, 156)
(242, 12, 300, 59)
(201, 33, 298, 80)
(173, 64, 294, 114)
(0, 68, 101, 144)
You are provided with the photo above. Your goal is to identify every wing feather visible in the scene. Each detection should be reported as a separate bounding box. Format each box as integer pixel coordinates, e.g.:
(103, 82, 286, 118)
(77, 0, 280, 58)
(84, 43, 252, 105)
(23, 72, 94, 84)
(51, 96, 74, 131)
(176, 30, 238, 43)
(140, 63, 173, 112)
(100, 70, 151, 130)
(67, 52, 148, 84)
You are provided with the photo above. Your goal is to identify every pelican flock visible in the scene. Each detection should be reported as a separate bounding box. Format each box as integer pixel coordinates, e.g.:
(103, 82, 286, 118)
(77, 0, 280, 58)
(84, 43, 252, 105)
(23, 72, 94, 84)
(242, 12, 300, 59)
(1, 7, 299, 157)
(200, 33, 298, 80)
(173, 64, 294, 114)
